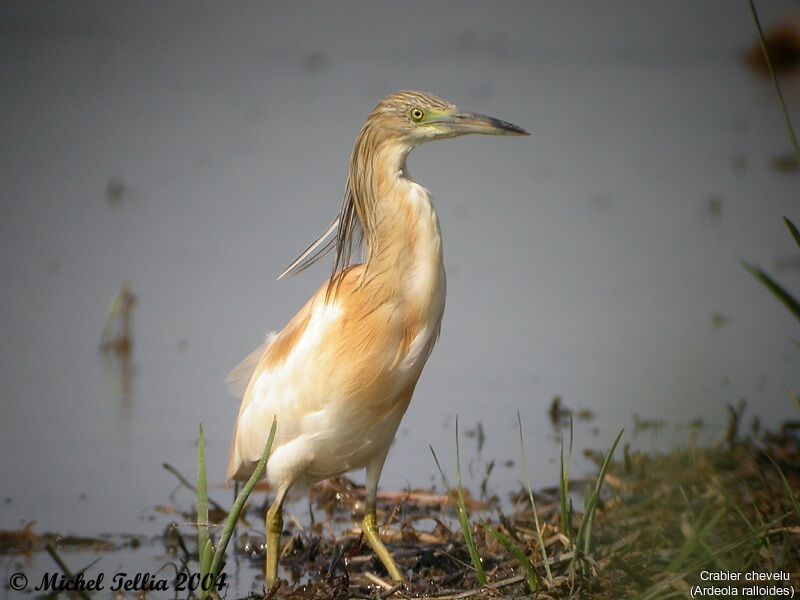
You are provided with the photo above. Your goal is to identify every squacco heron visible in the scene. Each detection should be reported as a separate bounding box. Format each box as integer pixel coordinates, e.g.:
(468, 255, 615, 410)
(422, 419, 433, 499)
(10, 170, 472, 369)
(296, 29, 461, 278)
(226, 90, 527, 586)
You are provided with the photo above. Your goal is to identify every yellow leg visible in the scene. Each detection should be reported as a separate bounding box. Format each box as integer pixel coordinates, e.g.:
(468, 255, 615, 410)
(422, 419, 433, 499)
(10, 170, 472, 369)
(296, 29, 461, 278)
(362, 446, 405, 582)
(361, 508, 405, 582)
(265, 487, 288, 588)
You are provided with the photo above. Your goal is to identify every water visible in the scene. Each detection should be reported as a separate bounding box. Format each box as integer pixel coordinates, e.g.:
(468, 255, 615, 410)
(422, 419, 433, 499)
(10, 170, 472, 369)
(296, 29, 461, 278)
(1, 1, 798, 596)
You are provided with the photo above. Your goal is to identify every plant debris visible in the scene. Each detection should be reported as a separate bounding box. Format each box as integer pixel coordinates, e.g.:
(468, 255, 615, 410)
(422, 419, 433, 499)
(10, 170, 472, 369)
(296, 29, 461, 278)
(99, 284, 137, 356)
(6, 415, 799, 599)
(164, 416, 799, 598)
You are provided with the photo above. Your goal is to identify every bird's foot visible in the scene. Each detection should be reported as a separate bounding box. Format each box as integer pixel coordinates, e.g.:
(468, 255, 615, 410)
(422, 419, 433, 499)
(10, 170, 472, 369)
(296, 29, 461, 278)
(361, 511, 406, 583)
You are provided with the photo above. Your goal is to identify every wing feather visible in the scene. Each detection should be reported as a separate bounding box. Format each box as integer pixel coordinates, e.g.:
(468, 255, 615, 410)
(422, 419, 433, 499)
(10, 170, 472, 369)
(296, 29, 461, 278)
(225, 334, 275, 398)
(277, 215, 339, 280)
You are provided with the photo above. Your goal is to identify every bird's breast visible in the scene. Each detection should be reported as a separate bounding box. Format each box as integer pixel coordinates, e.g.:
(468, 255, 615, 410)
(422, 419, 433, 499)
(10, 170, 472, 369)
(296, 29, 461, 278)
(404, 183, 445, 303)
(395, 182, 447, 371)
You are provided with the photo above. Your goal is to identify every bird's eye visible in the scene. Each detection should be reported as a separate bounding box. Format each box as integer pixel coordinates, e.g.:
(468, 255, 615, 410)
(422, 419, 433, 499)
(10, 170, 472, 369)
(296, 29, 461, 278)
(410, 107, 425, 122)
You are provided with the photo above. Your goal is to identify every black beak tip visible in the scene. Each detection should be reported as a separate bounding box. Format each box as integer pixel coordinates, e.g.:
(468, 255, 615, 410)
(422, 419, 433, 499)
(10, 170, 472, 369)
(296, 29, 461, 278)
(498, 119, 529, 136)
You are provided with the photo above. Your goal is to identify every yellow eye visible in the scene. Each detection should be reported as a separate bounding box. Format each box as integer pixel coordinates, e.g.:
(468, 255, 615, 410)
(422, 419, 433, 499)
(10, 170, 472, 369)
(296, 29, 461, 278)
(410, 107, 425, 121)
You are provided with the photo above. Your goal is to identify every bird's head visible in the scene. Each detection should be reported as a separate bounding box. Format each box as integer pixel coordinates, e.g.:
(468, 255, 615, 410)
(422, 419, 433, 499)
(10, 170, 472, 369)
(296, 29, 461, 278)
(278, 91, 528, 281)
(365, 90, 528, 148)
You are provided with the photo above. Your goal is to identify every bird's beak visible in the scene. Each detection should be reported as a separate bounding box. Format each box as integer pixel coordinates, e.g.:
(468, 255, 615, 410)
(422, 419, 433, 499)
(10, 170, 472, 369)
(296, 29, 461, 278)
(431, 109, 529, 136)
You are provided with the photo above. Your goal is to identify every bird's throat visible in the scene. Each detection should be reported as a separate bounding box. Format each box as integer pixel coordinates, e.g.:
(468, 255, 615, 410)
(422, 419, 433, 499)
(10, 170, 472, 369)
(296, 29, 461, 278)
(362, 166, 446, 316)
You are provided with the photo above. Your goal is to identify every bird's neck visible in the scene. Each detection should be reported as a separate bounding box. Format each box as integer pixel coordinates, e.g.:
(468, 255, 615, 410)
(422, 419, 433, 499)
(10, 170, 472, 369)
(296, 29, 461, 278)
(351, 143, 445, 308)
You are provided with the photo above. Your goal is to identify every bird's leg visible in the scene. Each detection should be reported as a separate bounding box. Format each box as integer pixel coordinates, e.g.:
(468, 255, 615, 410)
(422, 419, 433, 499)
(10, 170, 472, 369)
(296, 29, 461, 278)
(265, 485, 289, 588)
(362, 508, 404, 582)
(362, 448, 405, 582)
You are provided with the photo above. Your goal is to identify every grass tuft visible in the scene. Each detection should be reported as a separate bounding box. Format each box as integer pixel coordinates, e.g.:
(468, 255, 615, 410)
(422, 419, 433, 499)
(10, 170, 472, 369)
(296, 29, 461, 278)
(517, 410, 553, 584)
(575, 428, 624, 566)
(430, 416, 487, 586)
(559, 416, 574, 542)
(482, 524, 538, 593)
(765, 452, 800, 518)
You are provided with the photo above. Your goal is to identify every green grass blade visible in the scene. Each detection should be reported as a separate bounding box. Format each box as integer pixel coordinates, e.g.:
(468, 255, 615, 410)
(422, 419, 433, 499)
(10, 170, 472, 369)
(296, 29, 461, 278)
(430, 444, 452, 490)
(201, 539, 213, 581)
(576, 429, 624, 560)
(455, 417, 486, 586)
(43, 542, 93, 600)
(197, 424, 210, 579)
(748, 0, 800, 164)
(582, 482, 591, 514)
(559, 417, 574, 541)
(430, 424, 486, 587)
(785, 217, 800, 249)
(482, 525, 538, 593)
(609, 555, 654, 588)
(764, 453, 800, 518)
(741, 259, 800, 322)
(516, 411, 552, 583)
(581, 483, 592, 552)
(666, 507, 726, 572)
(639, 518, 780, 600)
(209, 416, 277, 578)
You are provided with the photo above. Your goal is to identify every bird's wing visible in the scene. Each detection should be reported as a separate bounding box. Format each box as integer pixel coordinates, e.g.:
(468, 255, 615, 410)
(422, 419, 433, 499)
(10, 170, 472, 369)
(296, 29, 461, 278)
(226, 294, 318, 481)
(229, 215, 342, 398)
(277, 215, 339, 280)
(224, 334, 277, 398)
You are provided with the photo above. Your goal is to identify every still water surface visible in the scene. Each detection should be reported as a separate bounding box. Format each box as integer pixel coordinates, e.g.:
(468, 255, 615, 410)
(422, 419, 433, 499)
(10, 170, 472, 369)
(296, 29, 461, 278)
(1, 2, 798, 595)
